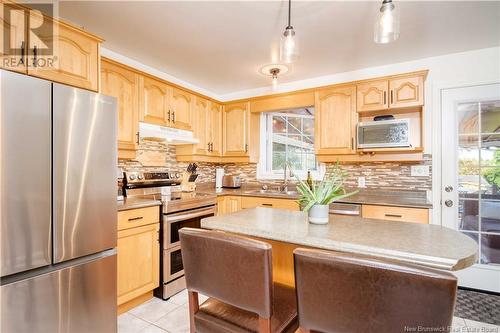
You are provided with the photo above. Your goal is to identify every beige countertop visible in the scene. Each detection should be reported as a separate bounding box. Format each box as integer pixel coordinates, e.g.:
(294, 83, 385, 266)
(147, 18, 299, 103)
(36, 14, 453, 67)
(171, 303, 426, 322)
(196, 185, 432, 209)
(201, 207, 477, 271)
(117, 196, 161, 211)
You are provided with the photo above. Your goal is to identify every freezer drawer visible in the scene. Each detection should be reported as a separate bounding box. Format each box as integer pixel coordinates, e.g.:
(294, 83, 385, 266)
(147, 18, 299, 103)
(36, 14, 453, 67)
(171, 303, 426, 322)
(53, 83, 118, 263)
(1, 70, 52, 276)
(0, 253, 117, 333)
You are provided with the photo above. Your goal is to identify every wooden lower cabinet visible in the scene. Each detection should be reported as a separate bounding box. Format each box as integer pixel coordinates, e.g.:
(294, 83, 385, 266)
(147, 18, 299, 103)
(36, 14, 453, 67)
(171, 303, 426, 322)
(241, 197, 299, 211)
(117, 207, 160, 312)
(362, 204, 429, 224)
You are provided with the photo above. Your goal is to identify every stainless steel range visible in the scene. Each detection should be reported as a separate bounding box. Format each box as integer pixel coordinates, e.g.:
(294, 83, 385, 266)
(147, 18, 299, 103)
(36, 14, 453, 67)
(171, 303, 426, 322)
(123, 171, 217, 300)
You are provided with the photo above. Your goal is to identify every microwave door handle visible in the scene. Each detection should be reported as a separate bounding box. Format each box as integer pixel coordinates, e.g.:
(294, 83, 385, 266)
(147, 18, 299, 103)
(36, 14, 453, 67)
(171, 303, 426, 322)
(166, 206, 215, 223)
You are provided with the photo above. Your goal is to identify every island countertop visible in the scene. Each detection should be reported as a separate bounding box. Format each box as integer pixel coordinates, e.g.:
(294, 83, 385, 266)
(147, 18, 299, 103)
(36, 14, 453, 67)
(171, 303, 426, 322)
(201, 208, 477, 271)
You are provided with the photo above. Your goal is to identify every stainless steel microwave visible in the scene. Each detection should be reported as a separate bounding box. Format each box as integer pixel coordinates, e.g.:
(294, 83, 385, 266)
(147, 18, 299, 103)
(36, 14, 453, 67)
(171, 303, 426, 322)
(357, 119, 410, 149)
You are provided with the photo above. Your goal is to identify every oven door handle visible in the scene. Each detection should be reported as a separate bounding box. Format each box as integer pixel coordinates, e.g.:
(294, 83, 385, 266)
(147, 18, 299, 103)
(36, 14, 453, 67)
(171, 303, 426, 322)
(165, 206, 215, 223)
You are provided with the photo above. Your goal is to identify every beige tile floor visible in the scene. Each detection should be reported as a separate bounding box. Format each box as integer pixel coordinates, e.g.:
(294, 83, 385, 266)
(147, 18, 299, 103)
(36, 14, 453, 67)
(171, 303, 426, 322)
(118, 290, 500, 333)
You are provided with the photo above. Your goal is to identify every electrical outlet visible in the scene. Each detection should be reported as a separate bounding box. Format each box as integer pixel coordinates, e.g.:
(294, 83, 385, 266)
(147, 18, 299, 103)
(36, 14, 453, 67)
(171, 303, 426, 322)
(411, 165, 429, 177)
(358, 177, 366, 188)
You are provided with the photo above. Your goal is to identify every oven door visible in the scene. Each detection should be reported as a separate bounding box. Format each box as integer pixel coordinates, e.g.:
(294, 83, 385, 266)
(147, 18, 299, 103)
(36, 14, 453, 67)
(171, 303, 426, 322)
(163, 205, 215, 249)
(357, 119, 410, 149)
(164, 246, 185, 282)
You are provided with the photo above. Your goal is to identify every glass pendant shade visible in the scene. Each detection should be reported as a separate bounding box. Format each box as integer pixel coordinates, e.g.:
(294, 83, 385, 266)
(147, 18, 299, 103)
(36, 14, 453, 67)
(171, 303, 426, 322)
(280, 27, 299, 63)
(374, 1, 400, 44)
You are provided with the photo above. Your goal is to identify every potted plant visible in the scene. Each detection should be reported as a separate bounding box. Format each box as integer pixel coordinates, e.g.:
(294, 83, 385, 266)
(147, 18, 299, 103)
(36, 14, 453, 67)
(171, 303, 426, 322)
(294, 164, 357, 224)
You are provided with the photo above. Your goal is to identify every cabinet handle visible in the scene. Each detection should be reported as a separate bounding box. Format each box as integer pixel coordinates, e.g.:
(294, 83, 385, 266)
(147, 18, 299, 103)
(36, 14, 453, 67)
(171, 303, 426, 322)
(20, 41, 25, 65)
(383, 91, 386, 105)
(172, 111, 175, 123)
(207, 142, 211, 152)
(167, 110, 171, 122)
(210, 142, 213, 152)
(351, 137, 354, 149)
(262, 203, 273, 207)
(32, 45, 37, 67)
(390, 90, 394, 104)
(385, 213, 402, 218)
(245, 144, 248, 153)
(136, 132, 140, 145)
(128, 216, 144, 221)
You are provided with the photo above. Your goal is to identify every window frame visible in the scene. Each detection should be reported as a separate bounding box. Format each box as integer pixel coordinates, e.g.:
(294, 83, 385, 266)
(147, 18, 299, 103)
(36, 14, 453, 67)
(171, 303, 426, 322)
(257, 111, 325, 181)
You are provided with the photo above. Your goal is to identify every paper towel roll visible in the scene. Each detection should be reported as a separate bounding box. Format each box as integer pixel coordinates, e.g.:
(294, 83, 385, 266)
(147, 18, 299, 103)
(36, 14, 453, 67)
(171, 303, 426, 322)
(215, 168, 225, 188)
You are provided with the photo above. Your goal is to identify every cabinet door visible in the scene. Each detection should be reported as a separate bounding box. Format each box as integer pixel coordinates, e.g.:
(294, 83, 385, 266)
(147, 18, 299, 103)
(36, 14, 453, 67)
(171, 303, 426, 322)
(315, 86, 357, 155)
(356, 80, 388, 112)
(27, 12, 100, 91)
(0, 2, 27, 73)
(170, 88, 192, 130)
(140, 76, 170, 126)
(207, 102, 223, 156)
(193, 97, 208, 155)
(101, 60, 139, 158)
(389, 75, 424, 109)
(117, 223, 160, 305)
(224, 196, 242, 214)
(223, 102, 249, 156)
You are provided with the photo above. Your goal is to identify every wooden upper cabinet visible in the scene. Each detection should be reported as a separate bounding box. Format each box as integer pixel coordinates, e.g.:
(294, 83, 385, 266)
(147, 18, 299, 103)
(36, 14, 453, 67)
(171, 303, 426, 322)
(27, 12, 101, 91)
(140, 76, 170, 127)
(101, 59, 139, 159)
(0, 2, 28, 73)
(315, 85, 357, 155)
(192, 97, 208, 154)
(223, 102, 250, 157)
(170, 88, 192, 130)
(357, 80, 388, 112)
(389, 75, 424, 108)
(208, 102, 223, 156)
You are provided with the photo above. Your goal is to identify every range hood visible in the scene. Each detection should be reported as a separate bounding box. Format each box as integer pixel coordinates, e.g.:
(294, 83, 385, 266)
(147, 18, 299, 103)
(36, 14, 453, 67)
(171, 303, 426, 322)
(139, 122, 199, 145)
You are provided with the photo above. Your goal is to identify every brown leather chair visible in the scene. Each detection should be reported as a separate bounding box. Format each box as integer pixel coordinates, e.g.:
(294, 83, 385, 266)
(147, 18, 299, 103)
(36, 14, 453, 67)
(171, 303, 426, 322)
(179, 228, 298, 333)
(293, 248, 458, 333)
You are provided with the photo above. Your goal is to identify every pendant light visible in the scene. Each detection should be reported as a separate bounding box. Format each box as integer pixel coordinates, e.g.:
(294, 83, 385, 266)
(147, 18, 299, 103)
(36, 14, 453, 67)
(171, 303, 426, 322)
(374, 0, 400, 44)
(280, 0, 299, 63)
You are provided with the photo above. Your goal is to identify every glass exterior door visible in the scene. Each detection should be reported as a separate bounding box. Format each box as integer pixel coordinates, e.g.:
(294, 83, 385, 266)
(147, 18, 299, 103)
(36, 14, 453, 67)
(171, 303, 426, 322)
(442, 83, 500, 292)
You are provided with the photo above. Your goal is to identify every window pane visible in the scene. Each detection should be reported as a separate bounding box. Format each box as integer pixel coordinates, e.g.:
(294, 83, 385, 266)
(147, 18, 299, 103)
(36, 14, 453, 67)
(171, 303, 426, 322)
(481, 200, 500, 235)
(480, 100, 500, 134)
(481, 134, 499, 166)
(303, 118, 314, 136)
(481, 233, 500, 265)
(457, 102, 479, 134)
(272, 116, 286, 133)
(272, 152, 285, 170)
(459, 199, 479, 232)
(273, 142, 285, 152)
(481, 167, 500, 195)
(463, 232, 479, 264)
(288, 117, 301, 135)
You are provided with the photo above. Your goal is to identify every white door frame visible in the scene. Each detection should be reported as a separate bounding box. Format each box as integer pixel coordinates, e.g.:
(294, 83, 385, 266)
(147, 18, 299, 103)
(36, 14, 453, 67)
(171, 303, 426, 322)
(433, 80, 500, 292)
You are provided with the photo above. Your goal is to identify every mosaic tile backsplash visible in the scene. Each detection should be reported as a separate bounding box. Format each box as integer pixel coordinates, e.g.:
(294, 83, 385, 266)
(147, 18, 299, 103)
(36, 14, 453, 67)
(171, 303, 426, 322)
(118, 140, 432, 191)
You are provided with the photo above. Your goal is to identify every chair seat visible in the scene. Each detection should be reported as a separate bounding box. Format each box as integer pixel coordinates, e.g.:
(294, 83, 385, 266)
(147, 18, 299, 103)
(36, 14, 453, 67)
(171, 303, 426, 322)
(194, 283, 298, 333)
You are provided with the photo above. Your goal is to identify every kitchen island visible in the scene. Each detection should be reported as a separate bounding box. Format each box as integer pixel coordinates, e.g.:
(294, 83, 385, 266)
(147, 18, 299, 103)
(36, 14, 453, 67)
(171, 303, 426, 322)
(201, 208, 477, 287)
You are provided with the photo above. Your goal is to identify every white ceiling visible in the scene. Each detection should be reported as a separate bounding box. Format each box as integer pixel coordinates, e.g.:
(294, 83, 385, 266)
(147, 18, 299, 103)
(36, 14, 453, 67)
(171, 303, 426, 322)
(59, 1, 500, 95)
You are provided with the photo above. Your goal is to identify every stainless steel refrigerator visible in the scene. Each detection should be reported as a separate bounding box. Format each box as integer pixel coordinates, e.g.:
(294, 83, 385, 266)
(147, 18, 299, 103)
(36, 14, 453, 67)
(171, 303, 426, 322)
(0, 70, 118, 333)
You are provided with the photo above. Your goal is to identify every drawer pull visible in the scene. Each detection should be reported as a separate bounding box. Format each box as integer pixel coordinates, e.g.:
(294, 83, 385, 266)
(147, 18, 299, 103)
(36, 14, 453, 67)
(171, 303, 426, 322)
(385, 214, 403, 218)
(128, 216, 144, 221)
(262, 203, 273, 207)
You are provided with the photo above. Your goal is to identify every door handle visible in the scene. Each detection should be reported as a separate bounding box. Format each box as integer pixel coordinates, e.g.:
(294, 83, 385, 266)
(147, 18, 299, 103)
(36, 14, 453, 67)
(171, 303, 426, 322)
(20, 41, 25, 65)
(32, 45, 37, 67)
(445, 200, 453, 207)
(445, 186, 453, 192)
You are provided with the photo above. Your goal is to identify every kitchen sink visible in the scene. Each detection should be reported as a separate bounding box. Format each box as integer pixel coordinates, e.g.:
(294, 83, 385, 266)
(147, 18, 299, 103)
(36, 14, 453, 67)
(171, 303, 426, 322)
(243, 189, 298, 196)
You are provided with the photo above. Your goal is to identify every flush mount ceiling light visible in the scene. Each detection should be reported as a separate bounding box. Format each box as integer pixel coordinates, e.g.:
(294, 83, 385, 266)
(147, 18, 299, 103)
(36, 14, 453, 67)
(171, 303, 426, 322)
(260, 64, 289, 88)
(280, 0, 299, 63)
(374, 0, 400, 44)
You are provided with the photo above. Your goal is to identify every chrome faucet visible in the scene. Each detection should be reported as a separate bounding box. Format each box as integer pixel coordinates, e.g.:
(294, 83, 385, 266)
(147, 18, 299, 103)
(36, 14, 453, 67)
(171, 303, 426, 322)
(279, 164, 289, 192)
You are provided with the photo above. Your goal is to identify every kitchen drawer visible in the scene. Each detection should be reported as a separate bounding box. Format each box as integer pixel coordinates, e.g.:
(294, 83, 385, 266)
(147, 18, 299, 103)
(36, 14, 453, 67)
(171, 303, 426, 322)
(362, 204, 428, 224)
(241, 197, 299, 211)
(118, 206, 160, 231)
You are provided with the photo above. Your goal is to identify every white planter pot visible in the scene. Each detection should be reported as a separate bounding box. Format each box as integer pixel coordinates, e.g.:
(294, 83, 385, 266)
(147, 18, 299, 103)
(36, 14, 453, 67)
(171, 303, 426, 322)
(308, 204, 329, 225)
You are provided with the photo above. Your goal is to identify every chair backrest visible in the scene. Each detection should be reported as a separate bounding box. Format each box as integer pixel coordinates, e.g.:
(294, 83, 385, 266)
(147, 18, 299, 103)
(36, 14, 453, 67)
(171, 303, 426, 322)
(179, 228, 273, 318)
(293, 248, 457, 333)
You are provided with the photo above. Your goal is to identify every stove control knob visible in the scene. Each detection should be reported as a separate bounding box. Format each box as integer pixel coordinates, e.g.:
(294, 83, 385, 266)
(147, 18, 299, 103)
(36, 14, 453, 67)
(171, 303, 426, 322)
(174, 172, 180, 179)
(129, 175, 136, 180)
(137, 174, 144, 180)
